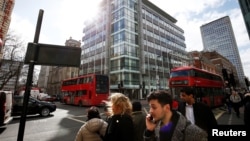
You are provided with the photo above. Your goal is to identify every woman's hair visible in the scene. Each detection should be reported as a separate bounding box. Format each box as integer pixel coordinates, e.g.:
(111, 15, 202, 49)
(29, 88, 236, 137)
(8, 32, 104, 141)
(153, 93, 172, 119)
(87, 106, 101, 120)
(108, 93, 132, 115)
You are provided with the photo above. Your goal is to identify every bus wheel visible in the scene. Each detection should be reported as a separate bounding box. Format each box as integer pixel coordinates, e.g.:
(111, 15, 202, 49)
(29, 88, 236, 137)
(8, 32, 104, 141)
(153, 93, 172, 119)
(78, 101, 83, 107)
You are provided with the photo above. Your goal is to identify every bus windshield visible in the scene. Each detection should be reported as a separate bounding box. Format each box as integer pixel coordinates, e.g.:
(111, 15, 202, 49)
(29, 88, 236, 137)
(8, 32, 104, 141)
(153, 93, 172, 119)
(96, 75, 109, 94)
(170, 70, 189, 78)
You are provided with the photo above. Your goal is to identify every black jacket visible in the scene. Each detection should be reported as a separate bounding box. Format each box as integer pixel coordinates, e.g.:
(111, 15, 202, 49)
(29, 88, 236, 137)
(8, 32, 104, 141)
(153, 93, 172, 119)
(104, 114, 134, 141)
(178, 102, 218, 133)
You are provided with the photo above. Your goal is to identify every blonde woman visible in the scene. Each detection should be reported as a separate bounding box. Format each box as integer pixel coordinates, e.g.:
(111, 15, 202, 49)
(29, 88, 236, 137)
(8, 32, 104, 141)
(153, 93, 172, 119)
(103, 93, 134, 141)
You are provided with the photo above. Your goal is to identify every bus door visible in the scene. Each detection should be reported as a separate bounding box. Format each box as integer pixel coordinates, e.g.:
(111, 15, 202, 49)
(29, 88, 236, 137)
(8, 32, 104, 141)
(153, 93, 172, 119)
(70, 92, 75, 104)
(194, 87, 202, 103)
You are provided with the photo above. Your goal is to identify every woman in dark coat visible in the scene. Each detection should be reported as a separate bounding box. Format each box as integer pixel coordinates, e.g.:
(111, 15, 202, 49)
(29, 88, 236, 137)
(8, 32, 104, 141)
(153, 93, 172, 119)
(104, 93, 134, 141)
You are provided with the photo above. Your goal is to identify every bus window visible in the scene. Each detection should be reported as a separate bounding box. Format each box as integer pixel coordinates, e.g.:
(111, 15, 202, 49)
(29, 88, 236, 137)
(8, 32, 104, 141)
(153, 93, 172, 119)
(89, 91, 91, 99)
(89, 76, 93, 82)
(96, 75, 109, 94)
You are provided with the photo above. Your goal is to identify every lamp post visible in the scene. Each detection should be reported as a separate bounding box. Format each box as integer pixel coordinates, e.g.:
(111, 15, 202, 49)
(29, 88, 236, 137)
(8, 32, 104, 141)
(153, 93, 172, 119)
(167, 51, 173, 76)
(156, 55, 163, 90)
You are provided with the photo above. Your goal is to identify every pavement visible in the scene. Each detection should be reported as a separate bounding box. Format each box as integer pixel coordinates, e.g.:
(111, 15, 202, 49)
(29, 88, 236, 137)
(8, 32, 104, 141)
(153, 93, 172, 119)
(216, 106, 245, 125)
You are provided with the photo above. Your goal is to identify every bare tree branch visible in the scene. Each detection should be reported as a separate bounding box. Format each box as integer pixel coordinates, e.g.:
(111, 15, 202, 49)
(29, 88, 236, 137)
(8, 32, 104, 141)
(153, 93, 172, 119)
(0, 30, 26, 90)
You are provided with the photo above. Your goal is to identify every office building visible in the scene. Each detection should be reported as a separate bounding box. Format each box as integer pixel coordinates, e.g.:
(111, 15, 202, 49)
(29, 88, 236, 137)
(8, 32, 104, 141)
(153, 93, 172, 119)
(200, 16, 246, 88)
(80, 0, 188, 99)
(0, 0, 15, 59)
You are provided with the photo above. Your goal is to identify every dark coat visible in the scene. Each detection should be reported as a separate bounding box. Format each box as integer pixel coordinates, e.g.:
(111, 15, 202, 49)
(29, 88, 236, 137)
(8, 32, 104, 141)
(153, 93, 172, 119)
(132, 111, 146, 141)
(178, 102, 218, 133)
(243, 95, 250, 127)
(104, 114, 134, 141)
(144, 111, 207, 141)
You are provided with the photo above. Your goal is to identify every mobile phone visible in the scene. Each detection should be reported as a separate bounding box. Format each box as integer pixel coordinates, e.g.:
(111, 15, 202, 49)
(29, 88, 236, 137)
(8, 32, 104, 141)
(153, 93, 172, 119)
(143, 108, 156, 124)
(149, 114, 153, 121)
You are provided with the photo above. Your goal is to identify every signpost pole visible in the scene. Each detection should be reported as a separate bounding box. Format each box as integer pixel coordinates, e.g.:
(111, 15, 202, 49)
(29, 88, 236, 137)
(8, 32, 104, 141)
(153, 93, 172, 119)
(17, 9, 43, 141)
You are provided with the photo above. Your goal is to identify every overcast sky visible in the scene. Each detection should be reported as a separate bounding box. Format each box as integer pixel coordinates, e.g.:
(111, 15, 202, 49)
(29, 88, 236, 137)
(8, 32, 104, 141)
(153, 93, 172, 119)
(9, 0, 250, 78)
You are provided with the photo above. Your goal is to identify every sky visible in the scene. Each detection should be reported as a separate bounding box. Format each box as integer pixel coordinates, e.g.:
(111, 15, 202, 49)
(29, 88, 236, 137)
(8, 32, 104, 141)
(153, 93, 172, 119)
(9, 0, 250, 78)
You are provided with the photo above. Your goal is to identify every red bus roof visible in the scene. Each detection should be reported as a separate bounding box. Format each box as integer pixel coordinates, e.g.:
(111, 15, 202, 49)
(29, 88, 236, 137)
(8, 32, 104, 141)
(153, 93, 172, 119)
(171, 66, 222, 78)
(62, 73, 97, 81)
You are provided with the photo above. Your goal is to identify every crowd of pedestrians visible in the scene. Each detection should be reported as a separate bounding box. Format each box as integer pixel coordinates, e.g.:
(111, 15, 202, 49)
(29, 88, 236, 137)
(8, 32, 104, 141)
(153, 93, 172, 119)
(74, 87, 250, 141)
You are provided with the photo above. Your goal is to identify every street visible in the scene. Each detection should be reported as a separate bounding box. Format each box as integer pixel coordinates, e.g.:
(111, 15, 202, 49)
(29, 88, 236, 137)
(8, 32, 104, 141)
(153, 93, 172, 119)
(0, 102, 90, 141)
(0, 101, 246, 141)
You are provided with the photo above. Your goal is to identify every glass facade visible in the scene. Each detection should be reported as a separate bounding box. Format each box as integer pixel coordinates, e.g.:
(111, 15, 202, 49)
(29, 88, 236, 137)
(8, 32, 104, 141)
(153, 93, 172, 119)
(109, 0, 140, 91)
(80, 0, 188, 99)
(201, 16, 246, 87)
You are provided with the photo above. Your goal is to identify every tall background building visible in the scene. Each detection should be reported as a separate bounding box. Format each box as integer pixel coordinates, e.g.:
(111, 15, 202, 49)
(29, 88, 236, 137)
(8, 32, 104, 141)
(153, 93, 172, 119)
(0, 0, 15, 59)
(200, 16, 246, 88)
(80, 0, 189, 99)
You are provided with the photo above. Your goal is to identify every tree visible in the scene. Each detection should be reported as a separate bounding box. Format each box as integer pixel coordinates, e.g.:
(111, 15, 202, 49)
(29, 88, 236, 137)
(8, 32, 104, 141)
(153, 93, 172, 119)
(2, 30, 26, 61)
(0, 30, 41, 90)
(18, 64, 40, 86)
(0, 30, 25, 90)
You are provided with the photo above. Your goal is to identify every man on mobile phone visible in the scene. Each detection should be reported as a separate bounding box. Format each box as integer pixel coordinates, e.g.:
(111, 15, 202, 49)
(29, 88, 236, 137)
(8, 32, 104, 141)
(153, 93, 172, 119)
(144, 90, 207, 141)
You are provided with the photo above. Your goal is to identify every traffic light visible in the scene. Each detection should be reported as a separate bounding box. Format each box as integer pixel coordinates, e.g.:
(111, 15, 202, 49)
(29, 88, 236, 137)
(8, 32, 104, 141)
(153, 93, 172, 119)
(118, 84, 121, 89)
(245, 77, 249, 88)
(222, 68, 228, 81)
(120, 80, 123, 88)
(142, 81, 145, 89)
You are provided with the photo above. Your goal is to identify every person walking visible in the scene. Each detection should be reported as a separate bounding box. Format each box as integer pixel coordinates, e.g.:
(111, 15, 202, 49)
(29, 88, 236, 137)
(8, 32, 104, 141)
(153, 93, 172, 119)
(177, 87, 218, 134)
(75, 106, 107, 141)
(131, 101, 146, 141)
(224, 92, 232, 114)
(230, 89, 242, 118)
(0, 92, 6, 126)
(242, 93, 250, 127)
(144, 90, 207, 141)
(103, 93, 134, 141)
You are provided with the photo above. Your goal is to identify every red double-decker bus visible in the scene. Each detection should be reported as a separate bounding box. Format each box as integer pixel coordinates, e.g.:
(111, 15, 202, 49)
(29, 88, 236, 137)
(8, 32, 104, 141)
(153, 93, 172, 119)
(61, 74, 109, 106)
(169, 66, 225, 108)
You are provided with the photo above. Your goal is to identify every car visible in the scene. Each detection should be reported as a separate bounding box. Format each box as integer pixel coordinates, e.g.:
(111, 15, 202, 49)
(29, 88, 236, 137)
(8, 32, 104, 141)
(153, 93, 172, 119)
(12, 96, 57, 117)
(40, 95, 56, 102)
(51, 94, 61, 101)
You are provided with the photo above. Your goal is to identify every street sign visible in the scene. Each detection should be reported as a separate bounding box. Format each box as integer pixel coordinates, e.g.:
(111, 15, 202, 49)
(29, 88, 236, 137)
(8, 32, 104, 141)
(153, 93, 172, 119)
(24, 43, 81, 67)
